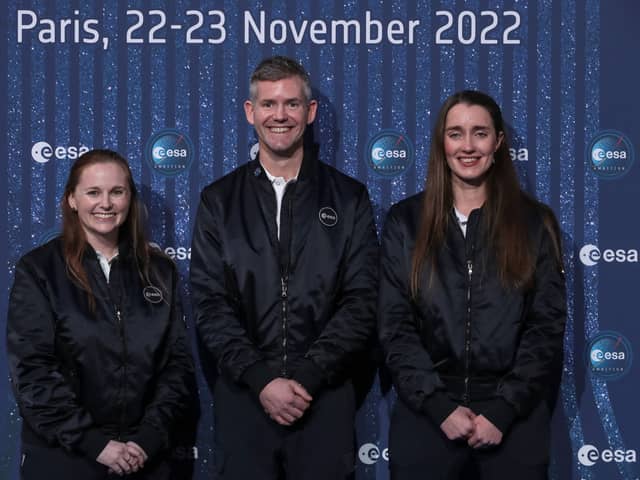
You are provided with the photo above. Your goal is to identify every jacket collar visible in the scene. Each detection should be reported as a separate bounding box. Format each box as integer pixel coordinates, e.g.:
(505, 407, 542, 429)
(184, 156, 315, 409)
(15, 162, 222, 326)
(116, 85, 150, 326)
(247, 148, 320, 268)
(83, 238, 132, 264)
(248, 145, 319, 184)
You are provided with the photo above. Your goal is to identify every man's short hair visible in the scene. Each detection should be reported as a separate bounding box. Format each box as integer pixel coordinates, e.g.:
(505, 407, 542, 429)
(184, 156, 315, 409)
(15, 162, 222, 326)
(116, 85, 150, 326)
(249, 56, 312, 102)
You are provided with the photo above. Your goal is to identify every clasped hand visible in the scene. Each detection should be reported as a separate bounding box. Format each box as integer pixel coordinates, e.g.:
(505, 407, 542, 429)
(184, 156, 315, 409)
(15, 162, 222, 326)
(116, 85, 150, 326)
(440, 406, 503, 449)
(259, 378, 313, 426)
(97, 440, 148, 476)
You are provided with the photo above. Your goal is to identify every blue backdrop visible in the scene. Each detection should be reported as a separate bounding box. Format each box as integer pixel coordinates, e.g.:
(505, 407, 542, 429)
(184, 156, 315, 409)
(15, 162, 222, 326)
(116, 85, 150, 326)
(1, 1, 639, 479)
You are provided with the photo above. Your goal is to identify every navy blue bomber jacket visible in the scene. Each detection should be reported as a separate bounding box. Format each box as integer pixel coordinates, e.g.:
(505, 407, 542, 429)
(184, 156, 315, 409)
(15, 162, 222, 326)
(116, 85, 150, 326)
(7, 238, 194, 461)
(379, 192, 566, 434)
(190, 151, 379, 398)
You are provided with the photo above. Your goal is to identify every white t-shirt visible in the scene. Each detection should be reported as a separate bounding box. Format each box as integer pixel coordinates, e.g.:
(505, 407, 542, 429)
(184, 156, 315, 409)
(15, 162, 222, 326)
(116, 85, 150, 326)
(262, 164, 298, 239)
(454, 207, 468, 237)
(95, 249, 119, 282)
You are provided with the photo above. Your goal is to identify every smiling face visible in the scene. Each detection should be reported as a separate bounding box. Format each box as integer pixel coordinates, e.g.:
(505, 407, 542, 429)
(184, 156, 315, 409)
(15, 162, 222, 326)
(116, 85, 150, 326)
(67, 161, 131, 253)
(444, 102, 504, 191)
(244, 76, 317, 162)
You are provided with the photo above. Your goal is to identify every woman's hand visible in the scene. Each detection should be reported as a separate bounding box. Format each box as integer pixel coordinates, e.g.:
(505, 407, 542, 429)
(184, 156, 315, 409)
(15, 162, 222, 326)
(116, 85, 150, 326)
(97, 440, 134, 476)
(467, 414, 503, 448)
(440, 406, 476, 440)
(125, 441, 148, 471)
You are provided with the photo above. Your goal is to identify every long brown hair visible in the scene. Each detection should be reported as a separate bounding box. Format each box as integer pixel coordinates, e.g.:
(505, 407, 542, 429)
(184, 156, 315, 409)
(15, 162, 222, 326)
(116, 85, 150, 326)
(61, 149, 152, 309)
(410, 90, 534, 295)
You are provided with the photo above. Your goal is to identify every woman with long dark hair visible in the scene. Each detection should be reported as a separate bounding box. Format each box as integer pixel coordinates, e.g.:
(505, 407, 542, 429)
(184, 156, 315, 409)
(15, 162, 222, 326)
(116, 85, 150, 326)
(379, 91, 566, 479)
(7, 149, 194, 479)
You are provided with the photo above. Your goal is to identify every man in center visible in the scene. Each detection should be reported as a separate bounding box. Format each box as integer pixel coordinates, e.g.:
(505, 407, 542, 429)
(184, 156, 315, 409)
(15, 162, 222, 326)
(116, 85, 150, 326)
(190, 56, 379, 479)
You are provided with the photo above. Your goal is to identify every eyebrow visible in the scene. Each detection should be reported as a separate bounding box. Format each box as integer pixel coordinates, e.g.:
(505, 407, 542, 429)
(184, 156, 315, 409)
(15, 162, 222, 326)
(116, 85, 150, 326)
(82, 185, 127, 191)
(445, 125, 491, 131)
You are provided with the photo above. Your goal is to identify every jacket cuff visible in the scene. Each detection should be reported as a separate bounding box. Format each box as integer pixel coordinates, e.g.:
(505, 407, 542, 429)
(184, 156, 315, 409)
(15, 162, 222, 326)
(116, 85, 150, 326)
(479, 397, 518, 434)
(127, 424, 166, 461)
(291, 358, 326, 397)
(421, 391, 459, 427)
(241, 361, 277, 396)
(76, 428, 111, 460)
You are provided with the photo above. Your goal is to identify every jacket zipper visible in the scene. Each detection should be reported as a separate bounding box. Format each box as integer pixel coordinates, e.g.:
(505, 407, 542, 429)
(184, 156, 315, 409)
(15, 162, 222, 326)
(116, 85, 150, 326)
(115, 308, 127, 439)
(463, 259, 473, 405)
(279, 189, 294, 377)
(280, 276, 289, 376)
(456, 208, 475, 406)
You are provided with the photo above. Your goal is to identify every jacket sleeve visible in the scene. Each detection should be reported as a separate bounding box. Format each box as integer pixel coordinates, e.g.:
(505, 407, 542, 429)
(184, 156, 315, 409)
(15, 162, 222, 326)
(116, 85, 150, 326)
(6, 257, 110, 459)
(292, 187, 379, 396)
(378, 207, 458, 426)
(128, 267, 196, 460)
(190, 191, 274, 395)
(481, 209, 567, 433)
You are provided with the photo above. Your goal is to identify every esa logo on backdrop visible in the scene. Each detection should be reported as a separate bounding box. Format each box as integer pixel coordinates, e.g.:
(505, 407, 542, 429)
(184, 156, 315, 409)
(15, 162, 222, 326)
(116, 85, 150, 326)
(358, 443, 389, 465)
(366, 130, 414, 178)
(150, 242, 191, 261)
(32, 141, 89, 164)
(586, 331, 632, 380)
(577, 444, 636, 467)
(587, 130, 635, 179)
(146, 129, 194, 176)
(579, 244, 638, 266)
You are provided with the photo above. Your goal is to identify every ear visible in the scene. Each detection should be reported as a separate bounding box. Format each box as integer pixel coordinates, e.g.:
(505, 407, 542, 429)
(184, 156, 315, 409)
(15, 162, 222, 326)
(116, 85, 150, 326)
(306, 100, 318, 125)
(495, 131, 504, 151)
(67, 193, 77, 211)
(244, 100, 255, 125)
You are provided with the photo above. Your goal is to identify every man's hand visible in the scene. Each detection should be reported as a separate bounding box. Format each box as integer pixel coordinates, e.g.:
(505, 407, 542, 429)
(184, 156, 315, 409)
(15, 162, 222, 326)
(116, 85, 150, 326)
(467, 414, 503, 449)
(259, 378, 312, 426)
(97, 440, 135, 476)
(440, 406, 476, 441)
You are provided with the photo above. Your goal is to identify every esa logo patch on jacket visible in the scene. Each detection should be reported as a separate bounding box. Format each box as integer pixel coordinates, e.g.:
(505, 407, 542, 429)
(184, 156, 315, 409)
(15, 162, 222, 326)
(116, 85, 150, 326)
(318, 207, 338, 227)
(143, 285, 163, 303)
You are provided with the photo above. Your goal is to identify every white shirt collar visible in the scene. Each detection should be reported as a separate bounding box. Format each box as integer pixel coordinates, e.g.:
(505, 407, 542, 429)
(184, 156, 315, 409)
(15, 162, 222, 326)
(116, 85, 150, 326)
(261, 162, 299, 186)
(453, 207, 468, 237)
(260, 163, 298, 239)
(95, 249, 119, 282)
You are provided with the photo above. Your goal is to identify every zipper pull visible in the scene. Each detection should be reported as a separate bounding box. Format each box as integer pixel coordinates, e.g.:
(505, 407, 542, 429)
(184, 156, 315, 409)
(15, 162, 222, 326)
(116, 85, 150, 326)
(462, 378, 470, 405)
(467, 260, 473, 302)
(281, 277, 288, 298)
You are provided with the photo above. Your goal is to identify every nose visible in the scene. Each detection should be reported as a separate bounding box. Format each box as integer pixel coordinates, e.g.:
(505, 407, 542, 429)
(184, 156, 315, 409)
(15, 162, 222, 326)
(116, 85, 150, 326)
(461, 134, 474, 151)
(99, 192, 113, 209)
(273, 103, 287, 121)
